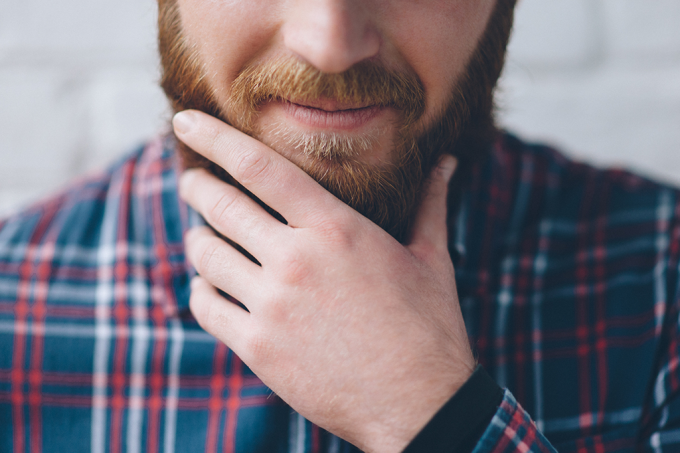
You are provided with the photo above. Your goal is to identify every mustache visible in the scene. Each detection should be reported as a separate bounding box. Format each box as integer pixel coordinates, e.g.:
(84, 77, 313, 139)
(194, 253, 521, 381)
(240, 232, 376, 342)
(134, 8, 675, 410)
(228, 56, 426, 131)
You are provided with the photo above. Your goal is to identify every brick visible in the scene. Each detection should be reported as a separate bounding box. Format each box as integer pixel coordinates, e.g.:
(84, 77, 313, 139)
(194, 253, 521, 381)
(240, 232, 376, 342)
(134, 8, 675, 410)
(506, 0, 602, 71)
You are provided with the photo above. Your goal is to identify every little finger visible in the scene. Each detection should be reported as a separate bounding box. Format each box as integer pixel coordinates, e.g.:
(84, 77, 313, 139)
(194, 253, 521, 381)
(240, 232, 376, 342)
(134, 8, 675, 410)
(189, 276, 251, 351)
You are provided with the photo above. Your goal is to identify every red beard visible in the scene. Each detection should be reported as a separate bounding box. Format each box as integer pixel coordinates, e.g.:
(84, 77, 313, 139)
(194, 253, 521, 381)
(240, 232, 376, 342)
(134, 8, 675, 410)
(158, 0, 516, 242)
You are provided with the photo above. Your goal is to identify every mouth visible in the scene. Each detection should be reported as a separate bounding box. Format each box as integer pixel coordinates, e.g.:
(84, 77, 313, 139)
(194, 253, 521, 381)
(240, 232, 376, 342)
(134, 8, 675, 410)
(287, 97, 375, 111)
(275, 98, 386, 131)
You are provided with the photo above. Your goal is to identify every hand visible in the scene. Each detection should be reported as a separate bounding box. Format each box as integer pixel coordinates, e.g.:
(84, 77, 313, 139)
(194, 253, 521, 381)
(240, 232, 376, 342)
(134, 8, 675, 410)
(173, 110, 475, 453)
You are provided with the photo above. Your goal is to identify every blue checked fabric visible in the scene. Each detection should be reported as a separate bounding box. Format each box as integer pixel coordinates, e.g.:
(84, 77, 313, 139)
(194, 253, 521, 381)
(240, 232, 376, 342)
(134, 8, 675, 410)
(1, 132, 679, 452)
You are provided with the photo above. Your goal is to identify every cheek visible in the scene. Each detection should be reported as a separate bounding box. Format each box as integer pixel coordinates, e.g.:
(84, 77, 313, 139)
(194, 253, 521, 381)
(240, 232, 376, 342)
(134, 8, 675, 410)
(381, 0, 495, 122)
(177, 0, 281, 99)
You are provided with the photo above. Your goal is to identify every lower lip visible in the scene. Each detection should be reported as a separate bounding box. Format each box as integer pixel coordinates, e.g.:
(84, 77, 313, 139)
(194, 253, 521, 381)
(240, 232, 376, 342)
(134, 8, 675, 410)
(280, 101, 384, 131)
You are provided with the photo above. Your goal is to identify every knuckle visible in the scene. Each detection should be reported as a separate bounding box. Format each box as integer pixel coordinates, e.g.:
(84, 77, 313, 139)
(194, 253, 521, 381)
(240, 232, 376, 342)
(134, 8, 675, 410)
(278, 250, 311, 286)
(244, 330, 275, 362)
(190, 286, 219, 329)
(316, 217, 356, 250)
(201, 124, 223, 157)
(413, 244, 443, 266)
(204, 302, 234, 340)
(263, 290, 293, 324)
(208, 191, 238, 226)
(412, 241, 451, 268)
(414, 242, 438, 260)
(196, 238, 222, 274)
(206, 298, 229, 331)
(235, 151, 270, 185)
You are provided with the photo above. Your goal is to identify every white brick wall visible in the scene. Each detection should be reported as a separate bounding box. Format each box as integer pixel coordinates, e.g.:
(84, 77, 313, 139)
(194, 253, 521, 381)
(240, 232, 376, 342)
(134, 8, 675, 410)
(498, 0, 680, 187)
(1, 0, 679, 217)
(0, 0, 167, 217)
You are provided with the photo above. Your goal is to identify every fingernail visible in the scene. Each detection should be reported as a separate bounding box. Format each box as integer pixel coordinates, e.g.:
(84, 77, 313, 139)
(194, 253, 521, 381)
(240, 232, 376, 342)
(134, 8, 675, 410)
(439, 156, 458, 181)
(173, 111, 195, 135)
(190, 276, 202, 290)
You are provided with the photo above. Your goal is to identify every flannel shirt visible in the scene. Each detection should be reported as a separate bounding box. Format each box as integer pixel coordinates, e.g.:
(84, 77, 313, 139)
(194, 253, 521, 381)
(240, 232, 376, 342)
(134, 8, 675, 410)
(1, 132, 679, 453)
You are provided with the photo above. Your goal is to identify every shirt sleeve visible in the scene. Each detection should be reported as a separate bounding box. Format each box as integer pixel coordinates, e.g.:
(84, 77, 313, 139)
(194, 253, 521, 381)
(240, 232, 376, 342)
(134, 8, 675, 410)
(472, 391, 557, 453)
(403, 365, 557, 453)
(403, 365, 503, 453)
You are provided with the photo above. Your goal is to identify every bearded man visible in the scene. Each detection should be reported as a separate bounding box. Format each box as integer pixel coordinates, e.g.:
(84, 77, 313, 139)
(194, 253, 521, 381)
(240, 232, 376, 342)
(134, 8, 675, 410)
(1, 0, 680, 452)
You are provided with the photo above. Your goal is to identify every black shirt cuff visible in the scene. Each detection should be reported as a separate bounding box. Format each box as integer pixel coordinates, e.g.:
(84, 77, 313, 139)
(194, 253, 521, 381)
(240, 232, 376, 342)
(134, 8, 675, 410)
(402, 365, 503, 453)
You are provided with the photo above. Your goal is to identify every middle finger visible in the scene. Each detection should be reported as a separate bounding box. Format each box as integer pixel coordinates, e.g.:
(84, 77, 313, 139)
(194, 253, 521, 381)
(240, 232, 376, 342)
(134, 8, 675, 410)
(180, 168, 286, 262)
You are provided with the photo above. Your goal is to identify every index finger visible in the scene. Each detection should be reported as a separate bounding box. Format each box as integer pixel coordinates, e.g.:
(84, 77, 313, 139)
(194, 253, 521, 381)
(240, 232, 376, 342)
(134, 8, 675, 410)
(173, 109, 344, 228)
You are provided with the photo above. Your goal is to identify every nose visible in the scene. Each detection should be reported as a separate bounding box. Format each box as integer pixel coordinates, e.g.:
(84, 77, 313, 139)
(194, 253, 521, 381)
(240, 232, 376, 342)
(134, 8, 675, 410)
(283, 0, 381, 73)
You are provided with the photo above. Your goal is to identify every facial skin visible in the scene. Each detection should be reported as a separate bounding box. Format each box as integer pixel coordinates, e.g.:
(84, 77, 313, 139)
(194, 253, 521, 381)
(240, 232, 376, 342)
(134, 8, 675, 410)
(159, 0, 516, 241)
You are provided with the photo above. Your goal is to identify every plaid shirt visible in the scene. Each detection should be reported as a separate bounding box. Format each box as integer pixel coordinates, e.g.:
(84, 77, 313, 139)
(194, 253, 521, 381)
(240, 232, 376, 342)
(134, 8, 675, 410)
(1, 132, 679, 453)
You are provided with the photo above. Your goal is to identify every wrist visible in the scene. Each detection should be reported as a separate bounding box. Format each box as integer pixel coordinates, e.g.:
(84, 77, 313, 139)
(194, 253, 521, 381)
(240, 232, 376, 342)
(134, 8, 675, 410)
(358, 359, 476, 453)
(402, 365, 504, 453)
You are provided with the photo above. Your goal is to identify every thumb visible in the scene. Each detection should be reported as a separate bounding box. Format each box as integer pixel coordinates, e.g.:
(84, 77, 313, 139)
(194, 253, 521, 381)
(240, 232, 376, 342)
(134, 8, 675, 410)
(408, 155, 457, 255)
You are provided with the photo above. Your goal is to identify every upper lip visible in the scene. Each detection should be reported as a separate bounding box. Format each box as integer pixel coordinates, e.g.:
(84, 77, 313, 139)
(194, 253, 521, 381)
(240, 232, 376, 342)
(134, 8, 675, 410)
(284, 98, 376, 112)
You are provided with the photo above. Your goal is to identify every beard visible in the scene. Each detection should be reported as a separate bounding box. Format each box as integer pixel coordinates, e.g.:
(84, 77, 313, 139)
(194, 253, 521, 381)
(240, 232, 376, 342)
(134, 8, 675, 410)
(158, 0, 516, 243)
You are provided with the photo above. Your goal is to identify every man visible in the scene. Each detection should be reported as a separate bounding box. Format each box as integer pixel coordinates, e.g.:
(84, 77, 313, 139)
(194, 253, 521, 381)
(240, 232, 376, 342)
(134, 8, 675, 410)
(0, 0, 679, 452)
